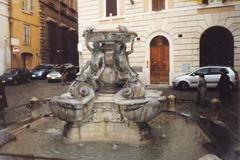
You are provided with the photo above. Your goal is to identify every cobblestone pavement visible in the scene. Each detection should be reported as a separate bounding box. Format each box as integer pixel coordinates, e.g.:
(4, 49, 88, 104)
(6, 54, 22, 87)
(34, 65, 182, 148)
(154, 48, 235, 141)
(4, 80, 225, 107)
(4, 80, 239, 136)
(1, 80, 239, 159)
(5, 80, 69, 108)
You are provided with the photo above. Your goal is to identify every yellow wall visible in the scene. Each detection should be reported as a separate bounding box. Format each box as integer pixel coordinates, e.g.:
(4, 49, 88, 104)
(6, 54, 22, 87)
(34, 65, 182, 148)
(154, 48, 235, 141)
(10, 0, 40, 69)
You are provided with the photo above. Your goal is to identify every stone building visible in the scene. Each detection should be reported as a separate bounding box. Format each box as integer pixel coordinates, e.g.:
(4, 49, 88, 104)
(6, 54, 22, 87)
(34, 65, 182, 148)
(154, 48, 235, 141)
(0, 0, 10, 74)
(10, 0, 41, 69)
(78, 0, 240, 85)
(40, 0, 78, 65)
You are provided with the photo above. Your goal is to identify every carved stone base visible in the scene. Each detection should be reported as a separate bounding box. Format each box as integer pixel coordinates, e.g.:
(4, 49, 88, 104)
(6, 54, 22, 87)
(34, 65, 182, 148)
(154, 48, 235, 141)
(62, 121, 151, 146)
(63, 122, 81, 144)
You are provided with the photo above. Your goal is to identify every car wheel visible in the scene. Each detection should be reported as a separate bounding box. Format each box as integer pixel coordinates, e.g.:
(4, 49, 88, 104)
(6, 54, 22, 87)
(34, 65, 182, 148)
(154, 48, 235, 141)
(13, 80, 18, 85)
(178, 82, 189, 90)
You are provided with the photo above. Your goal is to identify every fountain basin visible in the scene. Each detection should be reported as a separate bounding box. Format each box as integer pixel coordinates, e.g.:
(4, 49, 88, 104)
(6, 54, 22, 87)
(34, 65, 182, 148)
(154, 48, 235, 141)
(0, 113, 211, 160)
(115, 89, 166, 122)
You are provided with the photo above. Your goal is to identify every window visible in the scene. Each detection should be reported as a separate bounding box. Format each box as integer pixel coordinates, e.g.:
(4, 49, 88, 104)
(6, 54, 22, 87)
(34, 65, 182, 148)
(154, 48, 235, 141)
(193, 68, 209, 75)
(22, 0, 33, 12)
(106, 0, 117, 17)
(209, 0, 222, 4)
(209, 68, 221, 74)
(47, 66, 54, 70)
(202, 0, 223, 5)
(152, 0, 165, 11)
(23, 25, 30, 45)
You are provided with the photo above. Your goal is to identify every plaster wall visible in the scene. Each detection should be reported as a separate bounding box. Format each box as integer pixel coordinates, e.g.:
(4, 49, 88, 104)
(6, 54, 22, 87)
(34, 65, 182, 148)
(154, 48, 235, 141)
(0, 0, 10, 75)
(78, 0, 240, 84)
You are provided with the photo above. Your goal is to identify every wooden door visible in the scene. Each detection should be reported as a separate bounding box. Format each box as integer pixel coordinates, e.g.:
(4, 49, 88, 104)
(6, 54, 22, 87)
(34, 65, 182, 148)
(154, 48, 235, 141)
(150, 37, 169, 84)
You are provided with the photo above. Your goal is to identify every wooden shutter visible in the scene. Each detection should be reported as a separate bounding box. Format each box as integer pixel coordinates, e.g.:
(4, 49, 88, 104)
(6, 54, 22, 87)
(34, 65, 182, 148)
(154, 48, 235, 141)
(152, 0, 158, 11)
(152, 0, 165, 11)
(106, 0, 117, 17)
(202, 0, 209, 4)
(30, 0, 33, 12)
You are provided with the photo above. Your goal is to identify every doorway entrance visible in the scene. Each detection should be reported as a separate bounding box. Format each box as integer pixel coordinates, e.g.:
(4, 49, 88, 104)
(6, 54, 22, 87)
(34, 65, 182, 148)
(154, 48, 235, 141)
(21, 52, 33, 69)
(150, 36, 169, 84)
(200, 26, 234, 67)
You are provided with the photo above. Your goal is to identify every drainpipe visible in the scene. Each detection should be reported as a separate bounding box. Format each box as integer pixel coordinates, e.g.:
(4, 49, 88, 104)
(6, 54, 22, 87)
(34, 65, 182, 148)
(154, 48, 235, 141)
(8, 1, 12, 68)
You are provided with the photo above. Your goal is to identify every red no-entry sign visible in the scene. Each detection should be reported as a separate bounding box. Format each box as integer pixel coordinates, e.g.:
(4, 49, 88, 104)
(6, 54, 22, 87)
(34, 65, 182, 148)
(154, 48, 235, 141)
(12, 47, 20, 54)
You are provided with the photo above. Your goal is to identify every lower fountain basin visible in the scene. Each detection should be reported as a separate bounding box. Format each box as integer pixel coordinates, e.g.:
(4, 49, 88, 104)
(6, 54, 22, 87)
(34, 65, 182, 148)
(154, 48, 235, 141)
(0, 113, 211, 160)
(50, 94, 86, 122)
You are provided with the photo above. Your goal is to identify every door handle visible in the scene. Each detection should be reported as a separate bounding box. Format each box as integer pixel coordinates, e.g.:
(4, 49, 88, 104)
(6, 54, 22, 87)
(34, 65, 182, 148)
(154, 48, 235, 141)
(146, 60, 149, 68)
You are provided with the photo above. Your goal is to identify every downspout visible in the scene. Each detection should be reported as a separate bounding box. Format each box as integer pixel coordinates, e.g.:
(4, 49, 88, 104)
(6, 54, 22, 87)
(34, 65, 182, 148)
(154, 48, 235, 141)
(8, 1, 12, 68)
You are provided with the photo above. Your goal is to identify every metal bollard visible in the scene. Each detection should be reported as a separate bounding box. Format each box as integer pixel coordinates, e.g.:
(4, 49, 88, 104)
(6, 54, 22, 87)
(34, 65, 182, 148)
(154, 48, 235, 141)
(30, 97, 41, 118)
(167, 95, 176, 112)
(210, 98, 221, 120)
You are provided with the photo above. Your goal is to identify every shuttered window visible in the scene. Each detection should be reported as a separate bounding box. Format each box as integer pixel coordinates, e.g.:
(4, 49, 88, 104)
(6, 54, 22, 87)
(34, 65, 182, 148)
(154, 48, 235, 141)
(106, 0, 117, 17)
(22, 0, 33, 12)
(202, 0, 223, 4)
(209, 0, 223, 3)
(152, 0, 165, 11)
(23, 25, 30, 45)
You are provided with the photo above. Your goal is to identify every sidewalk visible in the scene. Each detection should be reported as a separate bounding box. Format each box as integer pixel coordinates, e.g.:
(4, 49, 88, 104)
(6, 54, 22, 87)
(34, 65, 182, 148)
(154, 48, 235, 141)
(149, 85, 239, 140)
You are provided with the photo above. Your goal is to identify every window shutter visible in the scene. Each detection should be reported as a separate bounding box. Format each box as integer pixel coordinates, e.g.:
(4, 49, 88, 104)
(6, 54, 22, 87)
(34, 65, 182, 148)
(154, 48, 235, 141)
(152, 0, 158, 11)
(30, 0, 33, 12)
(159, 0, 165, 10)
(202, 0, 208, 4)
(152, 0, 165, 11)
(22, 0, 25, 9)
(106, 0, 117, 17)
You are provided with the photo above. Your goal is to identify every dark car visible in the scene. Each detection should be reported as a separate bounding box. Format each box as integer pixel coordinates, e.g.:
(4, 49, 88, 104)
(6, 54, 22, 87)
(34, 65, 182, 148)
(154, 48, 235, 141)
(0, 68, 30, 85)
(31, 64, 54, 79)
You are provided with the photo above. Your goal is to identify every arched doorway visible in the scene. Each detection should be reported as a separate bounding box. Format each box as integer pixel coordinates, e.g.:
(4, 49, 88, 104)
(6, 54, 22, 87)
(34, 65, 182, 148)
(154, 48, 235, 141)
(150, 36, 169, 84)
(200, 26, 234, 67)
(21, 52, 33, 68)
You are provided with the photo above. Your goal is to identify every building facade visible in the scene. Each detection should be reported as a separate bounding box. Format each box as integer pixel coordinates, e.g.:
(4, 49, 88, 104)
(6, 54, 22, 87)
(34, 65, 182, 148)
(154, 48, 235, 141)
(39, 0, 78, 65)
(78, 0, 240, 85)
(0, 0, 10, 75)
(10, 0, 41, 69)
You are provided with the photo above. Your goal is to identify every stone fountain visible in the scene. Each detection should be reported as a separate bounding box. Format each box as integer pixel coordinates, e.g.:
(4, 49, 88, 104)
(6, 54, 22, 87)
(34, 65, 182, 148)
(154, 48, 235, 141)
(50, 26, 166, 146)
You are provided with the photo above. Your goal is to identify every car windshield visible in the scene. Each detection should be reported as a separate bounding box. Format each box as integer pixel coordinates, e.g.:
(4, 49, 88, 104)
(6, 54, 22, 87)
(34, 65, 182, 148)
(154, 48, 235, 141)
(34, 65, 46, 70)
(4, 68, 17, 74)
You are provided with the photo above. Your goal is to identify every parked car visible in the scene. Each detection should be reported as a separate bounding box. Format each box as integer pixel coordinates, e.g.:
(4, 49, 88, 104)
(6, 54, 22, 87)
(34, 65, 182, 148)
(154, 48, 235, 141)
(0, 68, 30, 85)
(172, 66, 239, 90)
(47, 69, 62, 82)
(63, 63, 74, 69)
(30, 64, 54, 79)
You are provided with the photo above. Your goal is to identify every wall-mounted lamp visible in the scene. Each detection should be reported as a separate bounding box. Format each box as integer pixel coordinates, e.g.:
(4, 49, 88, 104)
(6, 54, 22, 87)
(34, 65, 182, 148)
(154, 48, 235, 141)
(130, 0, 134, 5)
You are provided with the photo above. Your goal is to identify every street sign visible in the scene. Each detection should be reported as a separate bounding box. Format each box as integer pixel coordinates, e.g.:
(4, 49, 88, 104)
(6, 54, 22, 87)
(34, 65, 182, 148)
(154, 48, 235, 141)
(12, 47, 20, 54)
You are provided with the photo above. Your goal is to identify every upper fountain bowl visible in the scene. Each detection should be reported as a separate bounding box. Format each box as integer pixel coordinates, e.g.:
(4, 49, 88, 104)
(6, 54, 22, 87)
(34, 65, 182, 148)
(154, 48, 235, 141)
(83, 29, 137, 43)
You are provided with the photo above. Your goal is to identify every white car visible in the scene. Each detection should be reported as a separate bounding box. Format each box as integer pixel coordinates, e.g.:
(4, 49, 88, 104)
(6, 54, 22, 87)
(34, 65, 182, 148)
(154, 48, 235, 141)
(172, 66, 239, 90)
(47, 70, 62, 82)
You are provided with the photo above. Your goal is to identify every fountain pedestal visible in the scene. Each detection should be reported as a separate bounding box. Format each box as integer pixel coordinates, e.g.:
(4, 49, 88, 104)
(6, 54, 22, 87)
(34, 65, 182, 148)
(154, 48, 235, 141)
(50, 26, 166, 146)
(78, 94, 153, 145)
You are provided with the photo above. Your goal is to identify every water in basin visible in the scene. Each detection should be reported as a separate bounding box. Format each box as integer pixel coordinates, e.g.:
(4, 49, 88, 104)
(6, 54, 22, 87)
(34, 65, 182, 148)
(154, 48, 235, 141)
(0, 113, 210, 160)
